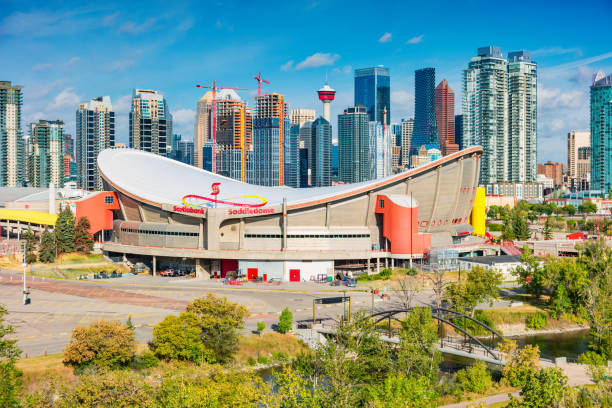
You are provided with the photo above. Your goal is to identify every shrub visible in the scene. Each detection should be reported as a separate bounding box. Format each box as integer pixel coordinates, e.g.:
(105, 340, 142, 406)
(151, 313, 205, 363)
(62, 320, 136, 369)
(487, 223, 504, 232)
(257, 355, 271, 365)
(526, 311, 547, 330)
(272, 351, 289, 361)
(247, 357, 256, 366)
(357, 274, 371, 281)
(456, 361, 492, 393)
(278, 307, 293, 334)
(257, 321, 266, 335)
(138, 350, 159, 368)
(379, 268, 392, 279)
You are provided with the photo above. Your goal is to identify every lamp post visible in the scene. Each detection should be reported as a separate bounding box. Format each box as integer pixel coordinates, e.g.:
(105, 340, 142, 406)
(22, 241, 29, 305)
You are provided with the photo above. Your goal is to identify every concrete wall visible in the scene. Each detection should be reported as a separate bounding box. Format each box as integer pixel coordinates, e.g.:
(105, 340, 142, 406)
(238, 259, 333, 281)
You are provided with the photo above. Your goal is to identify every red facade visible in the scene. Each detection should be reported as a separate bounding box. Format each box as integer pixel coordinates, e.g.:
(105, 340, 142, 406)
(375, 195, 431, 255)
(435, 80, 457, 156)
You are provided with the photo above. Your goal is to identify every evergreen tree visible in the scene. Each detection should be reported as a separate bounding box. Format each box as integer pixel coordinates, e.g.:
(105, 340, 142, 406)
(74, 216, 94, 253)
(54, 207, 75, 255)
(22, 227, 37, 264)
(39, 228, 55, 263)
(512, 211, 530, 240)
(502, 215, 515, 241)
(543, 216, 553, 240)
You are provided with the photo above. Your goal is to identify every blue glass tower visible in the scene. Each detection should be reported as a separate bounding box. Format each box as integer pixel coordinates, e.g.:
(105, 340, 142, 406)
(411, 68, 438, 155)
(285, 124, 300, 187)
(354, 67, 390, 123)
(310, 117, 332, 187)
(591, 71, 612, 194)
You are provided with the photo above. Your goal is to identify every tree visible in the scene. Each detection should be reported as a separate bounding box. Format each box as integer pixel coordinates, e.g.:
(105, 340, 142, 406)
(74, 216, 94, 253)
(578, 201, 598, 214)
(456, 361, 492, 394)
(563, 204, 577, 216)
(185, 294, 249, 364)
(512, 210, 530, 240)
(366, 374, 438, 408)
(393, 274, 421, 311)
(426, 267, 449, 309)
(514, 246, 547, 299)
(0, 304, 22, 408)
(54, 207, 75, 255)
(444, 266, 502, 317)
(278, 307, 293, 334)
(62, 320, 136, 369)
(22, 227, 38, 264)
(151, 313, 205, 363)
(543, 216, 553, 240)
(502, 215, 515, 241)
(507, 366, 568, 408)
(257, 321, 266, 336)
(38, 227, 55, 263)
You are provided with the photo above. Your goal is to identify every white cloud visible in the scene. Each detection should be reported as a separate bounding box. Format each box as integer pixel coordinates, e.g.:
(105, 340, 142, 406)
(406, 35, 424, 44)
(103, 12, 119, 26)
(391, 90, 413, 120)
(544, 51, 612, 76)
(118, 18, 157, 34)
(48, 88, 81, 111)
(106, 59, 135, 72)
(531, 47, 582, 57)
(32, 63, 53, 72)
(294, 53, 340, 70)
(280, 60, 294, 71)
(172, 108, 196, 125)
(378, 32, 392, 43)
(65, 56, 80, 66)
(538, 84, 585, 111)
(113, 95, 132, 115)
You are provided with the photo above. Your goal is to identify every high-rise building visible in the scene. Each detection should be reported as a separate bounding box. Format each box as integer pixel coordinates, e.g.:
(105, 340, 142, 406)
(290, 109, 315, 126)
(310, 117, 332, 187)
(338, 105, 369, 183)
(368, 121, 392, 179)
(591, 70, 612, 194)
(215, 90, 252, 181)
(249, 93, 289, 186)
(507, 51, 537, 182)
(129, 89, 172, 157)
(63, 133, 74, 158)
(286, 124, 301, 188)
(412, 68, 438, 155)
(567, 131, 590, 190)
(435, 80, 457, 156)
(454, 114, 463, 150)
(299, 148, 309, 188)
(391, 123, 402, 147)
(298, 120, 313, 186)
(27, 120, 64, 188)
(0, 81, 24, 187)
(76, 96, 115, 190)
(354, 66, 390, 123)
(576, 147, 591, 191)
(400, 119, 413, 167)
(537, 161, 563, 187)
(194, 93, 212, 169)
(463, 46, 507, 184)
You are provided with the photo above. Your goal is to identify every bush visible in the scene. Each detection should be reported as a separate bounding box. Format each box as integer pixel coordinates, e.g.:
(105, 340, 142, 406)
(247, 357, 256, 366)
(257, 355, 271, 365)
(272, 351, 289, 361)
(151, 313, 205, 363)
(257, 321, 266, 335)
(138, 350, 159, 368)
(62, 320, 136, 369)
(526, 311, 547, 330)
(456, 361, 492, 393)
(379, 268, 392, 279)
(487, 223, 504, 232)
(278, 307, 293, 334)
(460, 310, 496, 336)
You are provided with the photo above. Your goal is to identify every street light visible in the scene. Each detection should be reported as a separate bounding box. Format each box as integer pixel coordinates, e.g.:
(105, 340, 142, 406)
(22, 241, 30, 305)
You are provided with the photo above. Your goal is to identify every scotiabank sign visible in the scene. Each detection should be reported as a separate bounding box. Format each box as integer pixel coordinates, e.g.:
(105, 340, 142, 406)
(227, 207, 275, 216)
(173, 205, 205, 215)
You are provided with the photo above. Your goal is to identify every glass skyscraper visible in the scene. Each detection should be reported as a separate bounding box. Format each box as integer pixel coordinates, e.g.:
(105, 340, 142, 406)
(338, 105, 369, 183)
(354, 67, 390, 123)
(285, 124, 300, 188)
(411, 68, 438, 156)
(0, 81, 24, 187)
(129, 89, 172, 157)
(27, 120, 64, 188)
(310, 117, 332, 187)
(591, 70, 612, 194)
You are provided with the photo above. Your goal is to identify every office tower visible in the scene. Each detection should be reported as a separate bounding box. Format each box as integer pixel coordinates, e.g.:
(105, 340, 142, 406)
(463, 46, 507, 183)
(250, 93, 289, 186)
(354, 66, 390, 123)
(27, 120, 64, 188)
(202, 140, 214, 172)
(194, 93, 212, 168)
(317, 82, 336, 122)
(454, 114, 463, 150)
(368, 121, 392, 179)
(412, 68, 438, 156)
(76, 96, 115, 190)
(169, 133, 182, 159)
(591, 70, 612, 194)
(400, 119, 413, 167)
(392, 146, 401, 171)
(299, 148, 309, 187)
(576, 147, 591, 191)
(537, 161, 563, 187)
(435, 80, 458, 156)
(129, 89, 172, 157)
(286, 124, 301, 187)
(298, 120, 314, 185)
(310, 117, 332, 187)
(338, 105, 369, 183)
(177, 140, 194, 166)
(290, 109, 315, 126)
(507, 51, 537, 182)
(391, 123, 402, 146)
(0, 81, 24, 187)
(331, 141, 338, 175)
(567, 131, 590, 189)
(63, 133, 74, 158)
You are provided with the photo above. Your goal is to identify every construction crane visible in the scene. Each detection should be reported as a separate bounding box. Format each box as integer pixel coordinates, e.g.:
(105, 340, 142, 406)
(196, 81, 247, 173)
(253, 72, 269, 97)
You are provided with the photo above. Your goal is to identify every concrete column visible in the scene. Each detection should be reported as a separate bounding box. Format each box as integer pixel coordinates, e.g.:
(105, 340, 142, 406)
(152, 256, 156, 276)
(195, 259, 210, 280)
(391, 258, 394, 269)
(367, 258, 371, 275)
(376, 258, 380, 274)
(16, 221, 20, 240)
(238, 218, 245, 249)
(198, 219, 204, 249)
(282, 198, 287, 250)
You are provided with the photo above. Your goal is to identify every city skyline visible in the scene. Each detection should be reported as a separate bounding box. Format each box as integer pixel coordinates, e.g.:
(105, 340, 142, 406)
(1, 0, 611, 164)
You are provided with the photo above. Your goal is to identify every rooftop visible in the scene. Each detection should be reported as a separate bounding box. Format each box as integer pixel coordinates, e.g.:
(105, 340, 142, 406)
(461, 255, 521, 265)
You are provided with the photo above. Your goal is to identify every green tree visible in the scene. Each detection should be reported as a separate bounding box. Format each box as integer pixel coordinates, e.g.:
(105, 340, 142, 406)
(62, 320, 136, 369)
(273, 365, 318, 408)
(502, 215, 515, 241)
(456, 361, 492, 394)
(257, 321, 266, 336)
(185, 294, 249, 364)
(151, 313, 205, 363)
(54, 207, 75, 255)
(514, 246, 547, 299)
(73, 216, 94, 253)
(512, 210, 530, 240)
(22, 227, 38, 264)
(563, 204, 577, 216)
(443, 266, 502, 317)
(0, 304, 22, 408)
(507, 366, 568, 408)
(578, 201, 598, 214)
(543, 216, 553, 240)
(366, 374, 438, 408)
(38, 227, 55, 263)
(278, 307, 293, 334)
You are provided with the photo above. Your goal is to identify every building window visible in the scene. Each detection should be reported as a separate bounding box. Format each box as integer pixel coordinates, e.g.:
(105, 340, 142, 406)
(379, 200, 384, 208)
(104, 196, 114, 204)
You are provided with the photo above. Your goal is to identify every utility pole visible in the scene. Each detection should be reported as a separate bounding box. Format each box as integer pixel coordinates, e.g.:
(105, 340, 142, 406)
(22, 241, 29, 305)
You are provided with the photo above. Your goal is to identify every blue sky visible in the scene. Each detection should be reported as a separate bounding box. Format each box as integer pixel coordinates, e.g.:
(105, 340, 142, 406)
(1, 0, 611, 162)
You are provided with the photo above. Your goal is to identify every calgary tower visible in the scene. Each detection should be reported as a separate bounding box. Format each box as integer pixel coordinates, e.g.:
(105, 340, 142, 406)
(317, 82, 336, 122)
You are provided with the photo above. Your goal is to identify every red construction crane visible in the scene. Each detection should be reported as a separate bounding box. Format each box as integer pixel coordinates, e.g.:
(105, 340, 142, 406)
(196, 81, 247, 173)
(253, 72, 269, 97)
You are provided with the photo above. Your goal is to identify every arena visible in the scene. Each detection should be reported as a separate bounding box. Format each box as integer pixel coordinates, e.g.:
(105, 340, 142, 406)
(97, 146, 483, 281)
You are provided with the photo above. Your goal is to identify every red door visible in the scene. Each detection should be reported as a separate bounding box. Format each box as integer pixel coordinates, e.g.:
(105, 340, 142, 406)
(289, 269, 300, 282)
(247, 268, 258, 281)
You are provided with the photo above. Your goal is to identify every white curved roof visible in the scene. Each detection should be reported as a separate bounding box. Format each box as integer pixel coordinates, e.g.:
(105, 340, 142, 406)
(97, 147, 481, 209)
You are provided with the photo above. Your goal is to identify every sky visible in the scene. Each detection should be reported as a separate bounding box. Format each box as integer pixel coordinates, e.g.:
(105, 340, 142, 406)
(1, 0, 611, 163)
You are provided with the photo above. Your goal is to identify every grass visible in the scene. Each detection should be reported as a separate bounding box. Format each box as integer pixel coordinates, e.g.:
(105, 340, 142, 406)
(29, 264, 129, 280)
(16, 353, 75, 393)
(436, 382, 517, 406)
(236, 332, 310, 364)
